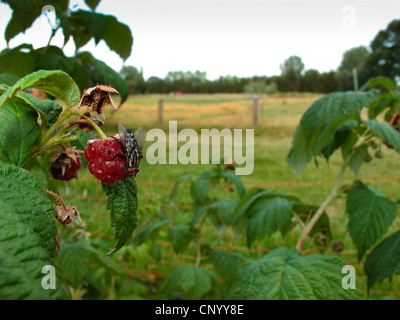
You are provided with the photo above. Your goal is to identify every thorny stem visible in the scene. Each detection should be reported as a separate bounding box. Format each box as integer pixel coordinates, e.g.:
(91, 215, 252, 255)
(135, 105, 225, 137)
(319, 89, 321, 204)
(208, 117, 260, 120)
(296, 136, 360, 253)
(295, 111, 380, 252)
(44, 189, 66, 208)
(296, 162, 348, 252)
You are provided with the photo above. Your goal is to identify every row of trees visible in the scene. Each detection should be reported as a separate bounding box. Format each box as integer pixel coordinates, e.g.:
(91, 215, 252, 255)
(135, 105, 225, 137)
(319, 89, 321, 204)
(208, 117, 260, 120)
(121, 19, 400, 94)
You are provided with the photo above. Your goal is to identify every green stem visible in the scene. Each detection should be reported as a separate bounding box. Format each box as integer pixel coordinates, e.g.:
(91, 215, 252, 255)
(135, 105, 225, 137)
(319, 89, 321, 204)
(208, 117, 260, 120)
(292, 210, 305, 228)
(195, 217, 206, 267)
(42, 119, 92, 148)
(41, 109, 72, 143)
(42, 129, 78, 149)
(31, 142, 64, 158)
(295, 144, 357, 253)
(51, 135, 78, 145)
(41, 110, 106, 149)
(71, 111, 107, 139)
(296, 162, 347, 252)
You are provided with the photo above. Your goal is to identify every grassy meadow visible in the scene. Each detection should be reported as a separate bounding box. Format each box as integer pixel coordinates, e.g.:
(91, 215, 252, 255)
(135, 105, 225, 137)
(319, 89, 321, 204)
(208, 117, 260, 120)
(65, 93, 400, 299)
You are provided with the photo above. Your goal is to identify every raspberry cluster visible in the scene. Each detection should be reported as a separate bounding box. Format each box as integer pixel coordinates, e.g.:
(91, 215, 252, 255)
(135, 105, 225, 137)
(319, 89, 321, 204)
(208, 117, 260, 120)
(84, 139, 127, 184)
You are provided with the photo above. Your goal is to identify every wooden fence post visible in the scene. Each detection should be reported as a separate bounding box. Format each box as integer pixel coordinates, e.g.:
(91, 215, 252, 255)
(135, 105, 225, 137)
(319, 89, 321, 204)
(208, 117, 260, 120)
(158, 99, 163, 123)
(253, 97, 258, 125)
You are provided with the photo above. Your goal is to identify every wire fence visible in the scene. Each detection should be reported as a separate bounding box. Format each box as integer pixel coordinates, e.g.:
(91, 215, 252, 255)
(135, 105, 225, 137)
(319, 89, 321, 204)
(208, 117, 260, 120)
(67, 175, 400, 299)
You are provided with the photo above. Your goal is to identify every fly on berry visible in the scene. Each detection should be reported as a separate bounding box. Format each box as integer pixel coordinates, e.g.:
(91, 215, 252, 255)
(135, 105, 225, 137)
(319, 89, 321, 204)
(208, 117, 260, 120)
(118, 123, 144, 177)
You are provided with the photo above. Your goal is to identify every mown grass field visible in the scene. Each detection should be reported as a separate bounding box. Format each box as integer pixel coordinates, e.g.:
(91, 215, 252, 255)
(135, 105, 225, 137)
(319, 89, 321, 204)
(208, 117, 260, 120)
(65, 93, 400, 299)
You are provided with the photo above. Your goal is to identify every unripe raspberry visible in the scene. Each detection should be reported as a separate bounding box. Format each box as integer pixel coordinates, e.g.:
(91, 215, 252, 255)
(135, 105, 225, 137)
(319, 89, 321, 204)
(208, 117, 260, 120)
(50, 147, 82, 181)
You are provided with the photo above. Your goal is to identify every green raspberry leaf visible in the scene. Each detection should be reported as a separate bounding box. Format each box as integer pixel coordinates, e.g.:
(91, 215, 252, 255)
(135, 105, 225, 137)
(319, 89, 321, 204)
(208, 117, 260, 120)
(0, 70, 80, 108)
(246, 197, 294, 246)
(363, 120, 400, 153)
(169, 173, 193, 205)
(0, 163, 68, 299)
(346, 185, 398, 261)
(0, 99, 40, 168)
(168, 224, 193, 254)
(347, 144, 369, 176)
(360, 76, 395, 92)
(288, 90, 379, 177)
(191, 172, 217, 205)
(36, 100, 63, 127)
(134, 219, 170, 245)
(210, 250, 245, 285)
(162, 266, 221, 299)
(54, 243, 89, 289)
(228, 247, 361, 300)
(103, 15, 133, 61)
(300, 90, 379, 144)
(220, 170, 245, 197)
(287, 125, 314, 179)
(2, 0, 45, 43)
(0, 45, 35, 78)
(12, 90, 62, 128)
(365, 231, 400, 290)
(233, 188, 299, 223)
(84, 0, 101, 11)
(207, 199, 238, 227)
(102, 177, 139, 255)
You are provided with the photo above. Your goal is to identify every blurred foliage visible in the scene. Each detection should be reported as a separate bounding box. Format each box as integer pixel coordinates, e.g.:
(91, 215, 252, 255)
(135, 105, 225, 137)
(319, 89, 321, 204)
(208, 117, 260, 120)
(0, 0, 132, 104)
(366, 19, 400, 83)
(244, 79, 277, 95)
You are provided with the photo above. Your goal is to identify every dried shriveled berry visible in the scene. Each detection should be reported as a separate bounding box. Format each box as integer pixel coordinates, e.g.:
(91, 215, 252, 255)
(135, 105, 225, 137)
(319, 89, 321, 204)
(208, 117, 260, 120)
(50, 146, 83, 181)
(331, 240, 344, 253)
(77, 85, 119, 118)
(55, 205, 82, 226)
(44, 189, 82, 228)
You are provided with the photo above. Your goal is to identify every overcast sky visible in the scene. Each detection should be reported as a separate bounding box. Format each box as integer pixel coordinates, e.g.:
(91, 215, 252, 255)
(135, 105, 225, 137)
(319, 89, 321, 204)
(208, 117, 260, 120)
(0, 0, 399, 80)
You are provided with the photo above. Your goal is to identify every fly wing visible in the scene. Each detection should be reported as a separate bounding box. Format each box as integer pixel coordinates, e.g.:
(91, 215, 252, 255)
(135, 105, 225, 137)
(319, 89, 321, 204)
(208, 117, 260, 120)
(118, 123, 128, 152)
(135, 127, 144, 153)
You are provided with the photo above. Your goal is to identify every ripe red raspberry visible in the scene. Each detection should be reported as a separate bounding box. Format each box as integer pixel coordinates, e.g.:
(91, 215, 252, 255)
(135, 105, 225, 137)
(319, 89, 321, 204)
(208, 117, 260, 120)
(50, 147, 82, 181)
(84, 139, 126, 184)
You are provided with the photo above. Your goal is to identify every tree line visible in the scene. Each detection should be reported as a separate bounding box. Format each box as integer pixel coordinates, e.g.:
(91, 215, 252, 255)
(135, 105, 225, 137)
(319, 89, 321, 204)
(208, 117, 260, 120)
(121, 19, 400, 95)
